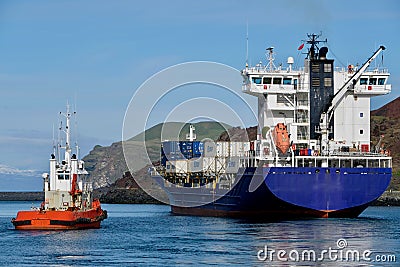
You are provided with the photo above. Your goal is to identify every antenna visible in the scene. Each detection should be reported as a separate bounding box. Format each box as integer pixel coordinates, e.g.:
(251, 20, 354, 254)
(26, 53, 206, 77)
(246, 21, 249, 67)
(52, 123, 56, 158)
(266, 47, 276, 72)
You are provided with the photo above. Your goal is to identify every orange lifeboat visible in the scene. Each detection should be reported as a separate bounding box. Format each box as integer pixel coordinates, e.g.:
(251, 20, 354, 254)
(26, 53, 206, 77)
(272, 123, 290, 154)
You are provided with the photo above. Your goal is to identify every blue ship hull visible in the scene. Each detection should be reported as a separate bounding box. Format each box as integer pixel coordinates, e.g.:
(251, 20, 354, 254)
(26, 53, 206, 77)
(154, 167, 391, 218)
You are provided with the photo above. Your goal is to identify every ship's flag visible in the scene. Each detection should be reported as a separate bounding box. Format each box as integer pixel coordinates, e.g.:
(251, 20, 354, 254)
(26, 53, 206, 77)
(297, 43, 304, 50)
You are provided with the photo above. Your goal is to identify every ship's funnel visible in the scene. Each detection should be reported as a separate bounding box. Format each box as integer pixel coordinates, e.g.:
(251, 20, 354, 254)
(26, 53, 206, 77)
(319, 47, 328, 59)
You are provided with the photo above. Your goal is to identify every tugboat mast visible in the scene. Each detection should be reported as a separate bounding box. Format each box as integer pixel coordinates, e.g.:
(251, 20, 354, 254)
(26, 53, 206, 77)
(59, 104, 75, 166)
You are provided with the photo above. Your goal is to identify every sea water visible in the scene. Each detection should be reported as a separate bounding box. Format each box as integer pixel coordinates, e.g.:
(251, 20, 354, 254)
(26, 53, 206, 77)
(0, 202, 399, 266)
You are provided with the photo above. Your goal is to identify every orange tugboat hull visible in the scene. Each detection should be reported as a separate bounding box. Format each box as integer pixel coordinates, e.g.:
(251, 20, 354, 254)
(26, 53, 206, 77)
(11, 208, 107, 230)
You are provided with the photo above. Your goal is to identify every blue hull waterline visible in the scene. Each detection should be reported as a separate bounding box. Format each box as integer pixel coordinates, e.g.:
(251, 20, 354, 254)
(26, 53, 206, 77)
(154, 167, 391, 218)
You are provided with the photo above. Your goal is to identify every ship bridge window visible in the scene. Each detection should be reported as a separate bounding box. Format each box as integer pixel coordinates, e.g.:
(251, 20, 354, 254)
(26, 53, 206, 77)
(378, 78, 386, 85)
(251, 77, 262, 84)
(369, 78, 377, 85)
(57, 171, 70, 180)
(283, 78, 292, 85)
(263, 77, 272, 84)
(273, 77, 282, 84)
(360, 78, 368, 85)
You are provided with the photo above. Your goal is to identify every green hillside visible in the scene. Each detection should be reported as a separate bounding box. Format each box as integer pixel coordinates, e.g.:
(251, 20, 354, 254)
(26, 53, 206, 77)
(130, 121, 231, 142)
(84, 121, 232, 188)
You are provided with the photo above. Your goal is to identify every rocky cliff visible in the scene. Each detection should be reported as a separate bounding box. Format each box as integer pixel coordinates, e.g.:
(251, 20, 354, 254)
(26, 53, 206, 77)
(83, 121, 231, 189)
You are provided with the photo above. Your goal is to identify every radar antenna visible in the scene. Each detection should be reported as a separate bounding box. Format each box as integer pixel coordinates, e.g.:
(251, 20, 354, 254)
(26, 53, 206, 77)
(304, 32, 327, 60)
(266, 47, 276, 72)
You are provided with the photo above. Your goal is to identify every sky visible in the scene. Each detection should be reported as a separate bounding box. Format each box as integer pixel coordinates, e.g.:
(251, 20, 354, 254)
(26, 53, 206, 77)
(0, 0, 399, 189)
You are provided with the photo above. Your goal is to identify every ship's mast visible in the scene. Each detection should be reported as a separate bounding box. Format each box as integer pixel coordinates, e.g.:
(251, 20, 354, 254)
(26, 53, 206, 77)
(60, 104, 72, 165)
(305, 33, 327, 60)
(266, 47, 276, 71)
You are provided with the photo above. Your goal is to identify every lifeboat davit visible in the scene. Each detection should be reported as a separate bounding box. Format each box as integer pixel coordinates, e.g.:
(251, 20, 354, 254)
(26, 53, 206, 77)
(272, 123, 290, 154)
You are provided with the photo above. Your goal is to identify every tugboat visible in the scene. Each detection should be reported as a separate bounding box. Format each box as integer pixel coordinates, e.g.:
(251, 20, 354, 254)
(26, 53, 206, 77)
(12, 105, 107, 230)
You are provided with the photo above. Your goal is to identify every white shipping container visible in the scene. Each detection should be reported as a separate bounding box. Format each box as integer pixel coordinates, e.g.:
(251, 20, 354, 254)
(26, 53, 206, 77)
(216, 142, 230, 157)
(165, 161, 176, 173)
(202, 157, 216, 172)
(242, 142, 251, 153)
(188, 158, 203, 172)
(226, 157, 240, 173)
(203, 141, 217, 157)
(215, 157, 226, 173)
(230, 142, 248, 157)
(166, 160, 187, 173)
(175, 160, 188, 173)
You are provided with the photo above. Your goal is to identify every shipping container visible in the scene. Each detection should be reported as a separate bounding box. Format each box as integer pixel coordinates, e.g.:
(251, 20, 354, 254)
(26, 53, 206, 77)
(242, 142, 251, 153)
(226, 157, 240, 173)
(203, 141, 217, 157)
(179, 141, 193, 153)
(171, 159, 188, 173)
(161, 155, 167, 166)
(216, 142, 230, 157)
(188, 158, 203, 172)
(165, 161, 176, 173)
(215, 157, 226, 173)
(230, 142, 247, 157)
(162, 141, 180, 155)
(193, 141, 204, 155)
(202, 157, 216, 172)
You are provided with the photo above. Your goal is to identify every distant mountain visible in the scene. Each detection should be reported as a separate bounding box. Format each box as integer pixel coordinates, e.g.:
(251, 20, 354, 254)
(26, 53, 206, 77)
(370, 97, 400, 174)
(83, 121, 231, 189)
(371, 97, 400, 118)
(0, 164, 41, 177)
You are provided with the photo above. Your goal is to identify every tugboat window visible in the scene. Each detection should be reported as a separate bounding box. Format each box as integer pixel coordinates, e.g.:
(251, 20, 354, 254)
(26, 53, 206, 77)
(378, 78, 386, 85)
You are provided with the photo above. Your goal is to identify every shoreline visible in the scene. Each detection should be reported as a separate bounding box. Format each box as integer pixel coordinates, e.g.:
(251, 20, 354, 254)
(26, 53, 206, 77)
(1, 191, 400, 206)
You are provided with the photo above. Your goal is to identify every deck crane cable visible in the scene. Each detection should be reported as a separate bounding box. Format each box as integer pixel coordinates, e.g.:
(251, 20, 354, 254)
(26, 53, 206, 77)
(325, 41, 347, 68)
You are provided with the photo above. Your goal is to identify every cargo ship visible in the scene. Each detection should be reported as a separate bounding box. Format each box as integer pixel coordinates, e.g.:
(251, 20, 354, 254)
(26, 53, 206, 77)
(151, 33, 392, 218)
(12, 105, 107, 230)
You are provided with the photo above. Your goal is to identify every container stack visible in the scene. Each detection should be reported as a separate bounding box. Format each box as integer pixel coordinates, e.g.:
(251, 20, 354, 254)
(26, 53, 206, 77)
(161, 140, 253, 174)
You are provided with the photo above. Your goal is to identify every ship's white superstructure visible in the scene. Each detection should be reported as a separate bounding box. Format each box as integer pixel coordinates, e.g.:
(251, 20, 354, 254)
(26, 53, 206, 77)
(42, 105, 92, 211)
(241, 34, 391, 167)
